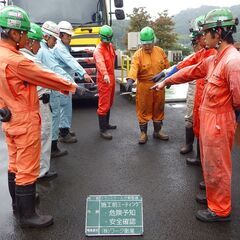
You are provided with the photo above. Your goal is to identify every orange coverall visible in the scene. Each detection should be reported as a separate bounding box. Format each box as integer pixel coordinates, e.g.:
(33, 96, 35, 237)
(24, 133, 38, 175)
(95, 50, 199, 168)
(177, 48, 217, 138)
(0, 41, 77, 185)
(94, 42, 116, 116)
(164, 45, 240, 216)
(128, 46, 170, 123)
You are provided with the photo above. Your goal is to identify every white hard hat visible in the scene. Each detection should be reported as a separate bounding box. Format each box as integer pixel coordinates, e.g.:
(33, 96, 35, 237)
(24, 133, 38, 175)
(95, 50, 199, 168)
(58, 21, 73, 36)
(41, 21, 60, 39)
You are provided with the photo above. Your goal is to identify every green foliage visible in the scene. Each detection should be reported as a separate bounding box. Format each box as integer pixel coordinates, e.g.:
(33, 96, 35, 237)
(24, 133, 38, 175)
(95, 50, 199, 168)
(126, 7, 177, 50)
(127, 7, 151, 32)
(112, 4, 240, 50)
(152, 10, 178, 50)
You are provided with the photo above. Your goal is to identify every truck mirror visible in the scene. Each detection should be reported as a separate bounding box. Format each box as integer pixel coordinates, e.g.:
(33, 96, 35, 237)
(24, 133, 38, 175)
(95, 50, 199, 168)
(114, 0, 123, 8)
(115, 9, 125, 20)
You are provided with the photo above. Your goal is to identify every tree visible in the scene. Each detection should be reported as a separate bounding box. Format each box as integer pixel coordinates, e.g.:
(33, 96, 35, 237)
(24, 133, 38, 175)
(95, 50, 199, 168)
(152, 10, 178, 50)
(127, 7, 151, 32)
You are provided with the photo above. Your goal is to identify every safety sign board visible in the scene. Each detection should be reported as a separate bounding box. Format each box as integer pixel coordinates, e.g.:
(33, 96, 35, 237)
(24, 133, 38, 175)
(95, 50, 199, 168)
(85, 195, 143, 236)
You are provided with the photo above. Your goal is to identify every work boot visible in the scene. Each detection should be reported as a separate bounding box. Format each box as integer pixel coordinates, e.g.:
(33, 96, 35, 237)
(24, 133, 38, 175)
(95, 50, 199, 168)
(139, 123, 148, 144)
(98, 115, 112, 140)
(16, 183, 53, 228)
(196, 192, 207, 205)
(186, 140, 201, 166)
(180, 127, 194, 154)
(8, 172, 16, 212)
(196, 209, 231, 222)
(59, 128, 77, 143)
(51, 140, 68, 159)
(199, 181, 206, 190)
(153, 121, 169, 141)
(106, 110, 117, 129)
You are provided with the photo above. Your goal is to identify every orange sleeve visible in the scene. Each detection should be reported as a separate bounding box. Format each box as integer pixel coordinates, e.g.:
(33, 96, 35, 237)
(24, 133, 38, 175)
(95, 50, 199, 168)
(94, 48, 108, 76)
(16, 59, 77, 93)
(177, 49, 203, 69)
(160, 48, 170, 69)
(165, 58, 208, 85)
(127, 51, 140, 81)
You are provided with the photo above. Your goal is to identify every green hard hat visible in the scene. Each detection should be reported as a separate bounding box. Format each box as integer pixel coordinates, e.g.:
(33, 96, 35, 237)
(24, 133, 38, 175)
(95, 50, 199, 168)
(189, 16, 205, 41)
(201, 8, 238, 31)
(0, 5, 30, 32)
(140, 27, 155, 44)
(28, 22, 43, 41)
(99, 25, 113, 43)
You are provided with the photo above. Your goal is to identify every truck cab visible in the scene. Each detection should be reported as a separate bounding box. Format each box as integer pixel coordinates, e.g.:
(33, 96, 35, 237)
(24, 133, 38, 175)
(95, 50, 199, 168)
(7, 0, 125, 99)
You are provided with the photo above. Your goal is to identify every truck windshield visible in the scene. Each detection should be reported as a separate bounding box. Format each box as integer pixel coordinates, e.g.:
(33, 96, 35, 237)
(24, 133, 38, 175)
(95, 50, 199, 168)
(10, 0, 106, 26)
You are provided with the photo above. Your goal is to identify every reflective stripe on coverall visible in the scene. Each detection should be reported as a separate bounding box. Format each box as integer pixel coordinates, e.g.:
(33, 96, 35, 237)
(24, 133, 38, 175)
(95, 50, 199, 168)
(164, 45, 240, 216)
(93, 42, 115, 116)
(0, 41, 76, 185)
(20, 48, 52, 178)
(177, 48, 217, 136)
(128, 46, 170, 123)
(37, 41, 73, 140)
(53, 40, 85, 129)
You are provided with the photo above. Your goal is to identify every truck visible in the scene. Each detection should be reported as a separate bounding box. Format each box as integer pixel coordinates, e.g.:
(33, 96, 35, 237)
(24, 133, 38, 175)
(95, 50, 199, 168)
(5, 0, 125, 100)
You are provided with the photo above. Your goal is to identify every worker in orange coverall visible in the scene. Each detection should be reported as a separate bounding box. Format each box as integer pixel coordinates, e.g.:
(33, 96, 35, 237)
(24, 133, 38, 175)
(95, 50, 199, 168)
(126, 26, 170, 144)
(0, 6, 77, 228)
(177, 40, 217, 166)
(152, 17, 216, 160)
(152, 8, 240, 222)
(94, 25, 116, 140)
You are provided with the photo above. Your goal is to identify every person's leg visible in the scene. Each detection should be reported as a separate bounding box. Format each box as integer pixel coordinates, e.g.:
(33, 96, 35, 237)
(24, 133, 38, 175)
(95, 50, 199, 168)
(97, 79, 112, 140)
(152, 88, 169, 140)
(59, 94, 77, 143)
(50, 92, 68, 158)
(14, 119, 53, 228)
(196, 111, 235, 222)
(38, 102, 57, 180)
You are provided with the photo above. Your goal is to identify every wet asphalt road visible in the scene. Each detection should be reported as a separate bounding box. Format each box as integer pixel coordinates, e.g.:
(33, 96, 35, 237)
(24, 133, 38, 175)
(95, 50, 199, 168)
(0, 85, 240, 240)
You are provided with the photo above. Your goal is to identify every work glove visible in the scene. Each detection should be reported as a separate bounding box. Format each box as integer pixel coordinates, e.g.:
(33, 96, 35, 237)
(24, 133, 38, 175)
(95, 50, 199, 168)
(0, 107, 12, 122)
(151, 71, 166, 83)
(125, 79, 134, 92)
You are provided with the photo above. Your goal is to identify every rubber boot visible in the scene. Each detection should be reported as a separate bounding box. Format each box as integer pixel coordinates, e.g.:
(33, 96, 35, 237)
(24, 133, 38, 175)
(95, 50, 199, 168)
(8, 172, 16, 212)
(139, 123, 148, 144)
(98, 115, 112, 140)
(9, 172, 40, 213)
(106, 110, 117, 129)
(59, 128, 77, 143)
(51, 140, 68, 158)
(186, 140, 201, 166)
(196, 209, 231, 222)
(153, 121, 169, 140)
(196, 192, 207, 205)
(16, 183, 53, 228)
(199, 181, 206, 190)
(180, 127, 194, 154)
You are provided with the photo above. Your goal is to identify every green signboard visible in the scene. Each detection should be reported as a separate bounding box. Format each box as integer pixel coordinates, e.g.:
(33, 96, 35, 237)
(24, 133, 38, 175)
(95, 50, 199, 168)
(85, 195, 143, 236)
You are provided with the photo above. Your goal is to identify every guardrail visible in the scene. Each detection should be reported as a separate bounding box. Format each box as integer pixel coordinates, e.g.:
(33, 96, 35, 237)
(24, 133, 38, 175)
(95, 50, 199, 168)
(120, 54, 131, 84)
